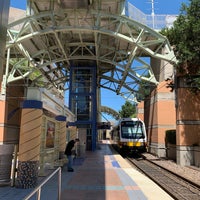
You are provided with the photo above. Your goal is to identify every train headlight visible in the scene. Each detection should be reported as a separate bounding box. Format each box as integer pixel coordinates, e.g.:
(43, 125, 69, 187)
(127, 142, 142, 147)
(127, 142, 134, 147)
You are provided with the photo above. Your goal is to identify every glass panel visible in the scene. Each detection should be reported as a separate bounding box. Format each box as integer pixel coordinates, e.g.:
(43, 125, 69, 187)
(72, 69, 92, 93)
(71, 95, 92, 120)
(121, 121, 144, 139)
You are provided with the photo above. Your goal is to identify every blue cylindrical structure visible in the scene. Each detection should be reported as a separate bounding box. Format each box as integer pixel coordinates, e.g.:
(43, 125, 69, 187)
(69, 64, 97, 151)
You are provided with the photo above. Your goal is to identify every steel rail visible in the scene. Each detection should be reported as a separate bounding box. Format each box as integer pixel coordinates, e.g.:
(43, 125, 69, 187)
(127, 156, 200, 200)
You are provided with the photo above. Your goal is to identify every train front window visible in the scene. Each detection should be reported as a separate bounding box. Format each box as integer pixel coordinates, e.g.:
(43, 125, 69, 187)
(121, 121, 144, 139)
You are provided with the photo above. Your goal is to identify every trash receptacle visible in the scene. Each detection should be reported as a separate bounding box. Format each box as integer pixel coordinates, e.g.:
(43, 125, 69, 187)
(77, 144, 86, 158)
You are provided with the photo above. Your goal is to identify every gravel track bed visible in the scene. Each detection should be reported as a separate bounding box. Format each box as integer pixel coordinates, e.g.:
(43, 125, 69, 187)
(143, 153, 200, 186)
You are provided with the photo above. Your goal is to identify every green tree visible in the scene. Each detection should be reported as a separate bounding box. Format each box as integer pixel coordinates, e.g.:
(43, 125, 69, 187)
(160, 0, 200, 78)
(119, 101, 136, 118)
(136, 79, 155, 101)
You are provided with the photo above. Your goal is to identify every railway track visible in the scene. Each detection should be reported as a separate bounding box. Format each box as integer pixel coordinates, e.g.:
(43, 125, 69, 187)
(126, 156, 200, 200)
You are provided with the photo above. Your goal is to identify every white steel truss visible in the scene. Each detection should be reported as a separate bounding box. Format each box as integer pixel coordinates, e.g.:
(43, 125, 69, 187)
(4, 0, 177, 101)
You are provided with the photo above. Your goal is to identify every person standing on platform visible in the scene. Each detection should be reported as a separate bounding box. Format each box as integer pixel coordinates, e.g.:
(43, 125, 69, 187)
(64, 138, 80, 172)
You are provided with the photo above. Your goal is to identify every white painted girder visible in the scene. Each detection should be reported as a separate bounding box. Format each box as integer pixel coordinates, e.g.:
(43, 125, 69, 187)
(5, 8, 177, 101)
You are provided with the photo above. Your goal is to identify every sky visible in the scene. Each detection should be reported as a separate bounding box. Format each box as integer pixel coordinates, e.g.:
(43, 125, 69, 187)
(130, 0, 189, 15)
(9, 0, 189, 120)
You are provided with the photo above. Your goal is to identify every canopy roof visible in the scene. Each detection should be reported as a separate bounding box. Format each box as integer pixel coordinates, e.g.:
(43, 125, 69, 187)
(5, 0, 177, 101)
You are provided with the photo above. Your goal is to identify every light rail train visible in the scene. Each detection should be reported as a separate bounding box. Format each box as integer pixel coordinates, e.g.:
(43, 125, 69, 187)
(110, 118, 147, 154)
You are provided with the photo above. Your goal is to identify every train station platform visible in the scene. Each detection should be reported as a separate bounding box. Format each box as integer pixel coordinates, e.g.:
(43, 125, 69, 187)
(0, 140, 174, 200)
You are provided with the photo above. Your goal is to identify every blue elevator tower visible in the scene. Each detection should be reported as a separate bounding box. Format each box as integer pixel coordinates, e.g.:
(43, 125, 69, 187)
(69, 63, 97, 151)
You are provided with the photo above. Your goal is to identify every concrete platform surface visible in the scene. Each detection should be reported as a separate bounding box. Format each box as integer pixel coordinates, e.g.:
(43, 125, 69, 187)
(0, 141, 174, 200)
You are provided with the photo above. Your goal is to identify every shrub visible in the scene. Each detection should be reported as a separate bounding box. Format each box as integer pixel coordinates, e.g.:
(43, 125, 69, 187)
(165, 130, 176, 144)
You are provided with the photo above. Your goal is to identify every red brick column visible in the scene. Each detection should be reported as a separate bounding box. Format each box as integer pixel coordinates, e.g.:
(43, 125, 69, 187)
(176, 85, 200, 166)
(145, 81, 176, 157)
(137, 101, 144, 121)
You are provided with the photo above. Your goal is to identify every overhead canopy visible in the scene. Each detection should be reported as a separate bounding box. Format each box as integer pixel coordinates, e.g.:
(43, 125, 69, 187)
(5, 0, 177, 101)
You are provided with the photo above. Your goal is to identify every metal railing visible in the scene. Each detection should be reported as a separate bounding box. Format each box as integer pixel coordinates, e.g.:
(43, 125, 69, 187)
(24, 167, 62, 200)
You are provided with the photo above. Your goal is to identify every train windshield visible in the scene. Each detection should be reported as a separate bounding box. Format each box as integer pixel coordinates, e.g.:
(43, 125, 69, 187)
(120, 120, 144, 139)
